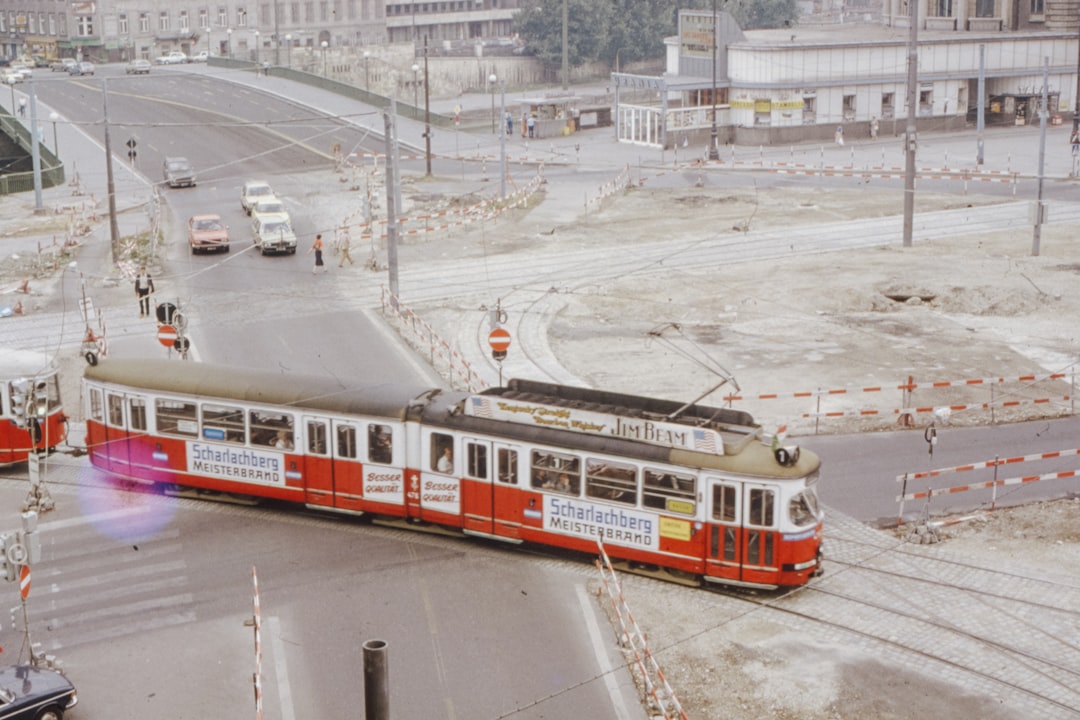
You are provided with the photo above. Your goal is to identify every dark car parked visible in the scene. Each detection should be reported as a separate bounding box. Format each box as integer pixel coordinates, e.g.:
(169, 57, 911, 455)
(0, 664, 78, 719)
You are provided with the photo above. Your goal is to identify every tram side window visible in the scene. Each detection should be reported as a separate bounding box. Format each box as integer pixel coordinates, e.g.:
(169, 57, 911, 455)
(368, 424, 392, 464)
(585, 459, 637, 506)
(249, 410, 294, 449)
(747, 488, 775, 527)
(531, 451, 580, 495)
(128, 398, 147, 432)
(307, 420, 328, 455)
(430, 433, 454, 474)
(643, 469, 697, 515)
(155, 399, 198, 437)
(202, 403, 246, 444)
(465, 441, 488, 479)
(88, 388, 103, 422)
(336, 425, 357, 459)
(107, 394, 124, 427)
(712, 484, 737, 523)
(497, 448, 518, 485)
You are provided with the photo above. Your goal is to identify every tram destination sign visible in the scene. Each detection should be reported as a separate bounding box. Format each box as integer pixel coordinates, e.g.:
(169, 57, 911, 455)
(467, 396, 724, 454)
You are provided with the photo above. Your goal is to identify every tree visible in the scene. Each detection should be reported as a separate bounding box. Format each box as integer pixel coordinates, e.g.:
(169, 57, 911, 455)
(514, 0, 798, 73)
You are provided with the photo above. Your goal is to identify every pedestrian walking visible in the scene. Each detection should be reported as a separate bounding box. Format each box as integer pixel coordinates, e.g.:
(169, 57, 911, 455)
(309, 234, 326, 274)
(17, 98, 25, 118)
(338, 229, 354, 267)
(521, 112, 527, 138)
(134, 265, 155, 317)
(505, 111, 513, 136)
(870, 116, 879, 139)
(834, 125, 844, 146)
(527, 114, 536, 138)
(262, 60, 270, 76)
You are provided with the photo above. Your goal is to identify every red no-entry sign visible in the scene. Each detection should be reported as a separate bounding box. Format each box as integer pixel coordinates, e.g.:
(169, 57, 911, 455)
(488, 327, 511, 352)
(157, 324, 178, 348)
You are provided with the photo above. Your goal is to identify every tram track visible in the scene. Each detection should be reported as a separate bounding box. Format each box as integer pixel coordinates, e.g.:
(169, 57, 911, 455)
(755, 540, 1080, 717)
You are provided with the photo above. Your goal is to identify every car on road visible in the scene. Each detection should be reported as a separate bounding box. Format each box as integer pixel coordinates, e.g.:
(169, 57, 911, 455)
(67, 61, 94, 76)
(189, 50, 209, 63)
(252, 216, 297, 255)
(188, 214, 230, 254)
(250, 198, 290, 225)
(50, 58, 77, 73)
(0, 69, 22, 84)
(240, 180, 275, 214)
(155, 51, 187, 65)
(0, 664, 78, 719)
(163, 157, 196, 188)
(125, 59, 151, 74)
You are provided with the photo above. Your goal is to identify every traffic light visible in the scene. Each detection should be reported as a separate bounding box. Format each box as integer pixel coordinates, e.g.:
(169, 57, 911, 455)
(31, 379, 48, 418)
(8, 379, 29, 428)
(0, 534, 14, 582)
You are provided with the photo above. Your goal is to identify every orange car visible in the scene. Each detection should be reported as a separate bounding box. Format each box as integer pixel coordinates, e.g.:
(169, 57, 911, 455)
(188, 213, 230, 254)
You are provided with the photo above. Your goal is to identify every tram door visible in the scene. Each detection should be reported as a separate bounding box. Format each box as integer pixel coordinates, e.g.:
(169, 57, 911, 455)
(102, 391, 132, 475)
(329, 421, 364, 513)
(460, 437, 493, 535)
(741, 483, 781, 585)
(705, 480, 742, 583)
(301, 416, 332, 506)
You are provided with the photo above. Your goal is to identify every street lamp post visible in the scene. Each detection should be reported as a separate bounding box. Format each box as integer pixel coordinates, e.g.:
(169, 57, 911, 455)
(411, 63, 419, 109)
(227, 28, 233, 59)
(423, 38, 431, 177)
(253, 30, 260, 63)
(363, 50, 370, 91)
(708, 0, 719, 161)
(489, 73, 497, 134)
(49, 111, 58, 157)
(498, 78, 506, 198)
(285, 34, 292, 68)
(7, 77, 15, 119)
(321, 40, 328, 76)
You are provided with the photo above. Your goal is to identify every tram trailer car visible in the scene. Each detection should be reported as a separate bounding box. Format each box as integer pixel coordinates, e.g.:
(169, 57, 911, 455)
(1, 349, 67, 465)
(84, 359, 824, 589)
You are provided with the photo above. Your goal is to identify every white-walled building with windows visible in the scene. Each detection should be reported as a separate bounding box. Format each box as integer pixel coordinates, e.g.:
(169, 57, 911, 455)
(613, 7, 1080, 148)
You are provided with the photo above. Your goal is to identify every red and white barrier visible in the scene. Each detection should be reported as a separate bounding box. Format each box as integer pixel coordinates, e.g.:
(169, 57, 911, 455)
(595, 540, 688, 720)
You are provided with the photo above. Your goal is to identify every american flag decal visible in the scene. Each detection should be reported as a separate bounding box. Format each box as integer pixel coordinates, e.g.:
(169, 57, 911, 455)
(693, 428, 718, 453)
(470, 397, 493, 418)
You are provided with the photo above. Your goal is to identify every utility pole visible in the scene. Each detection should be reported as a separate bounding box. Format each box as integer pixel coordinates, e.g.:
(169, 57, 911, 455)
(976, 44, 985, 166)
(1032, 57, 1049, 257)
(383, 112, 400, 307)
(102, 77, 120, 264)
(708, 0, 719, 161)
(561, 0, 568, 90)
(902, 0, 919, 248)
(28, 77, 43, 214)
(424, 36, 432, 177)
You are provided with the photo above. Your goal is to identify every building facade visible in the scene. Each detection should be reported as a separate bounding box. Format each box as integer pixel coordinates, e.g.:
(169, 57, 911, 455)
(614, 6, 1080, 148)
(0, 0, 519, 63)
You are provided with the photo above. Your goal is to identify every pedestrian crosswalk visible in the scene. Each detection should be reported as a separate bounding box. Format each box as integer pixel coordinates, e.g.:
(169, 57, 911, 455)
(31, 504, 195, 653)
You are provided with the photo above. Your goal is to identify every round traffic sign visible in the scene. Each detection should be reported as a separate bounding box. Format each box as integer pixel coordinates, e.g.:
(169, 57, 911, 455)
(157, 324, 178, 347)
(488, 327, 511, 352)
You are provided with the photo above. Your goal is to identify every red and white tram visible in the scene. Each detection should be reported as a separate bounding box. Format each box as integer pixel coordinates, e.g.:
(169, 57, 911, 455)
(1, 348, 67, 465)
(84, 359, 824, 589)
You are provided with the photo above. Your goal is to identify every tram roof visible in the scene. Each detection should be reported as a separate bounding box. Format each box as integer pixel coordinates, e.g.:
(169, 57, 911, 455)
(0, 348, 59, 379)
(84, 359, 434, 419)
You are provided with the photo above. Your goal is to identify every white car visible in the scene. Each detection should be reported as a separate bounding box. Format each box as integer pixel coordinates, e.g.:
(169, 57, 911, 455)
(155, 51, 187, 65)
(252, 216, 297, 255)
(250, 198, 290, 226)
(189, 51, 209, 63)
(241, 180, 276, 214)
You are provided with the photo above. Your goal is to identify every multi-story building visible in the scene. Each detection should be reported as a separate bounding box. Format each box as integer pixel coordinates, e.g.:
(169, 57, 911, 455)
(0, 0, 518, 63)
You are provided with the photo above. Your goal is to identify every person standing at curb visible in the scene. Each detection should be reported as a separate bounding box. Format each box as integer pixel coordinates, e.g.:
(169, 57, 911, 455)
(309, 234, 326, 274)
(338, 229, 354, 267)
(134, 265, 154, 317)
